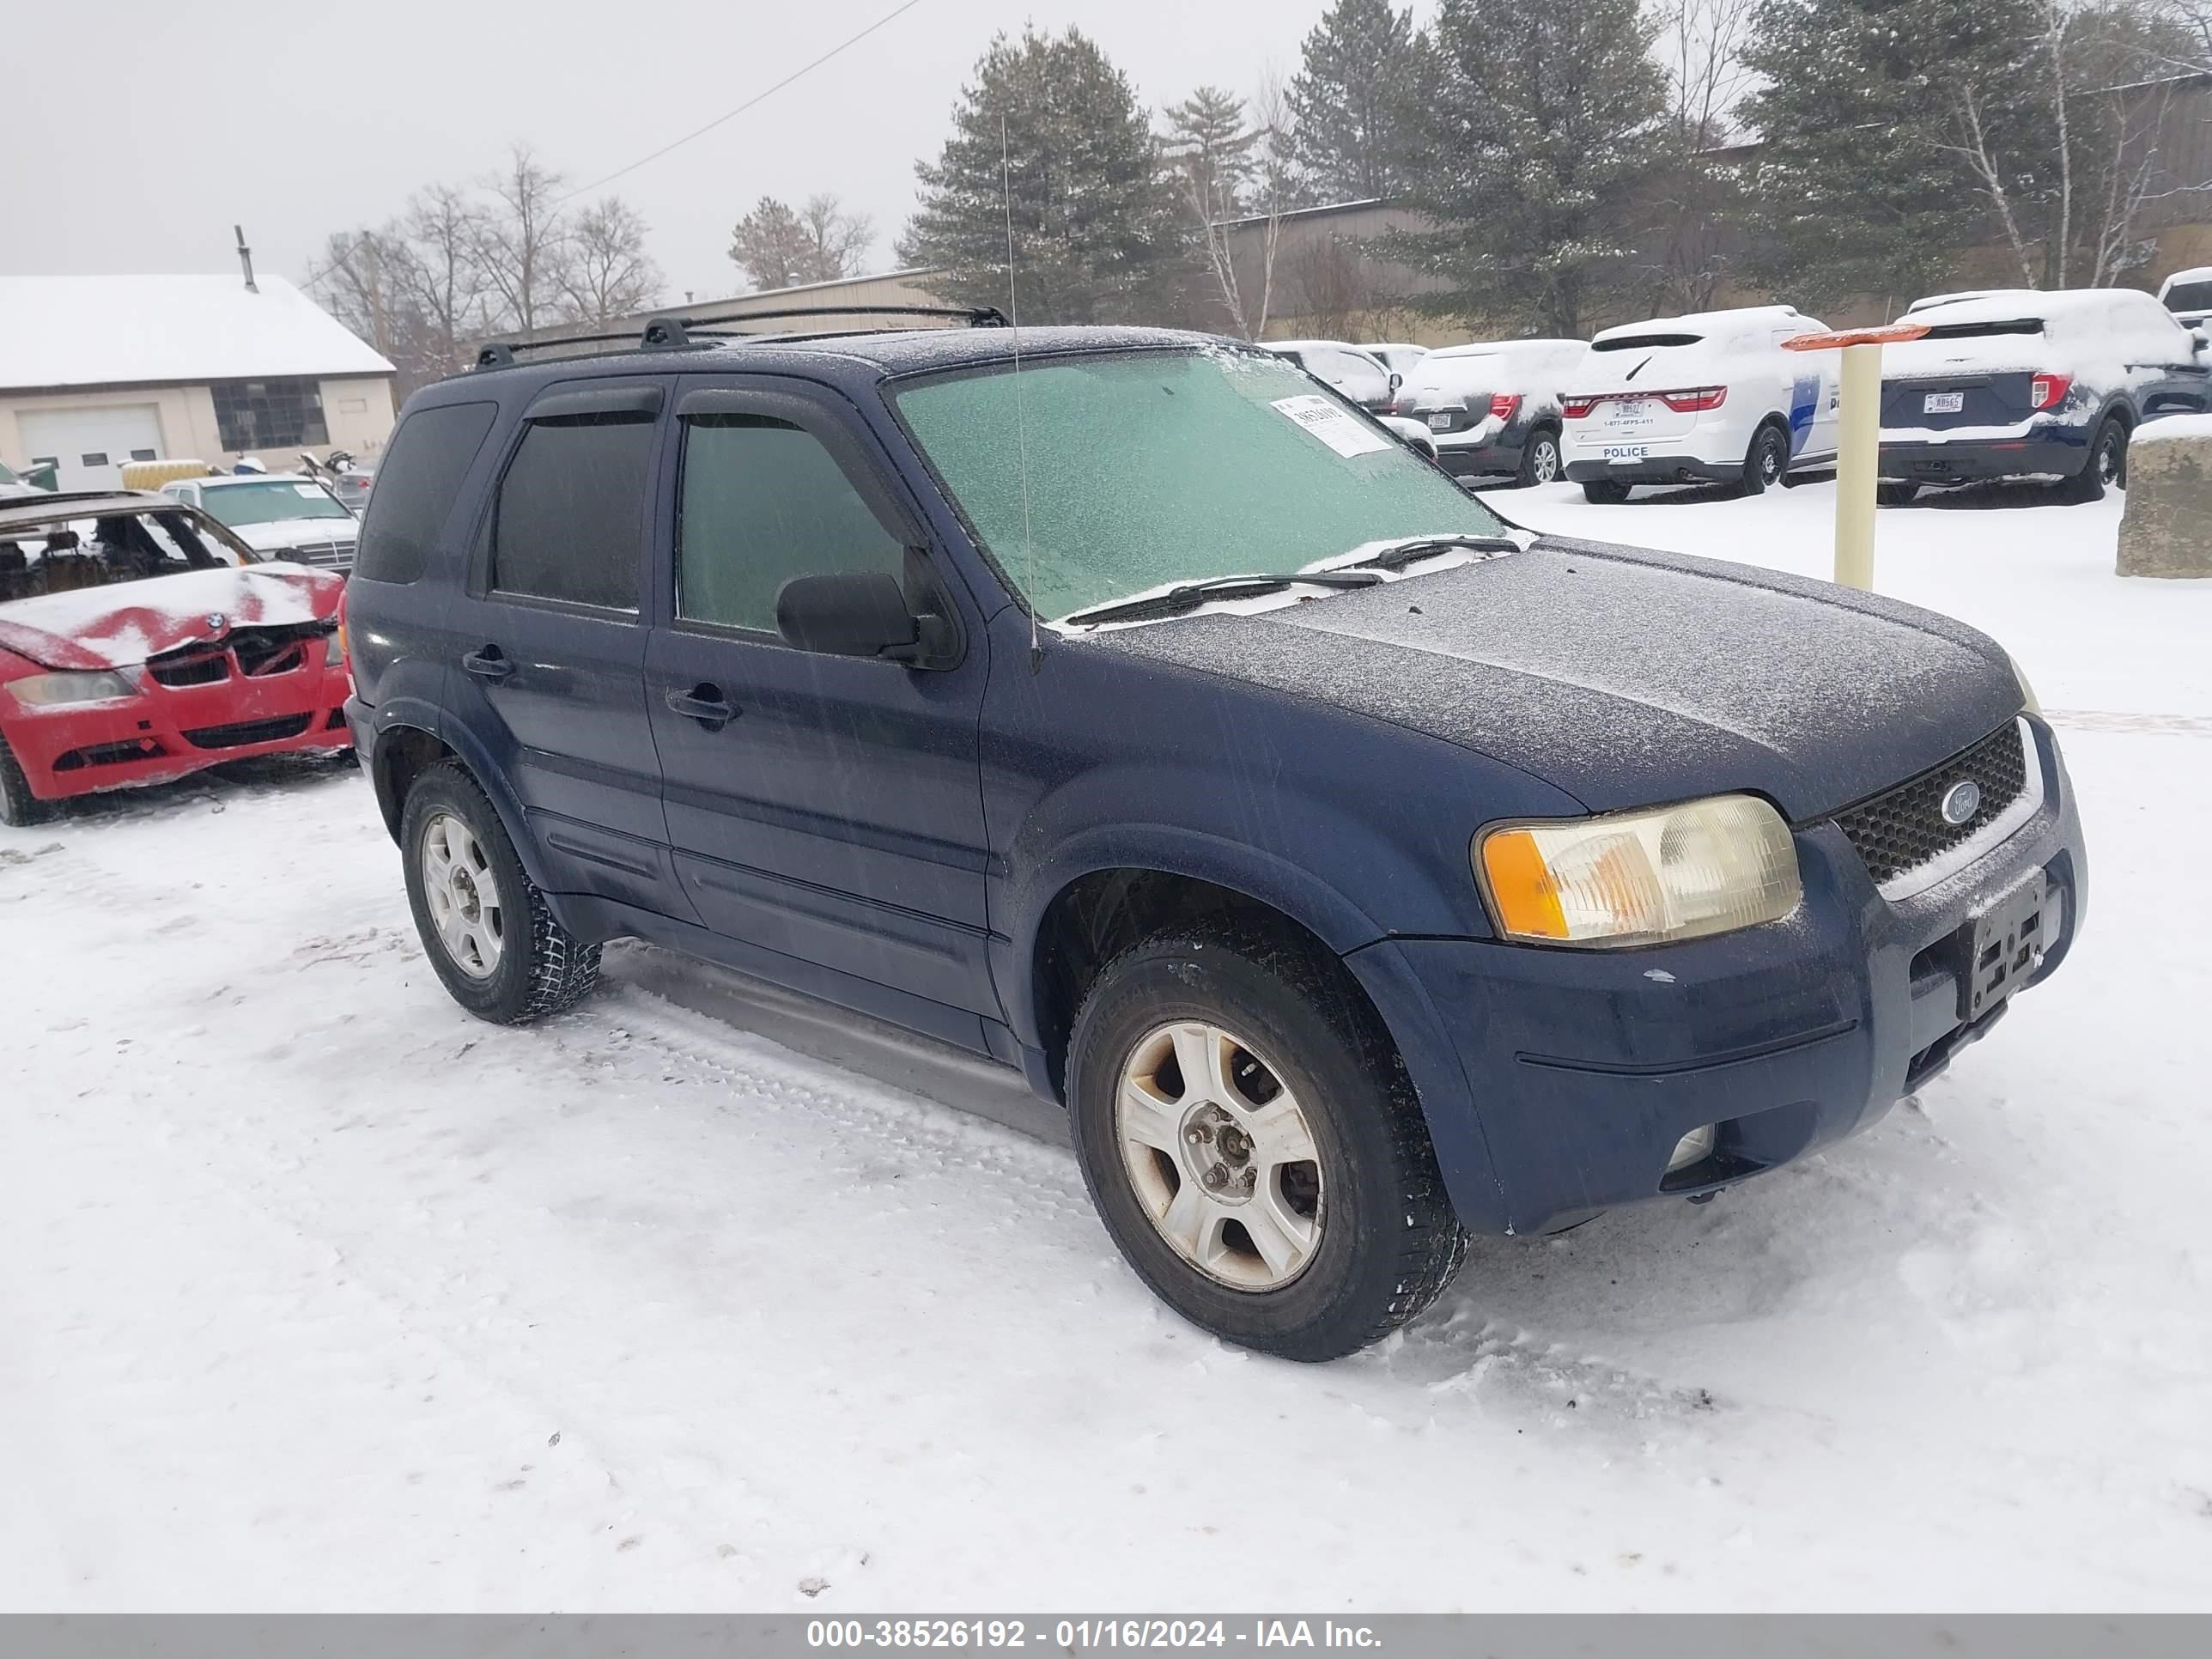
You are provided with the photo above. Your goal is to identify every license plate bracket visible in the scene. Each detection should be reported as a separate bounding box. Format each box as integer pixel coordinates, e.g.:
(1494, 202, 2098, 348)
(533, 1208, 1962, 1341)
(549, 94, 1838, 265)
(1960, 877, 2049, 1023)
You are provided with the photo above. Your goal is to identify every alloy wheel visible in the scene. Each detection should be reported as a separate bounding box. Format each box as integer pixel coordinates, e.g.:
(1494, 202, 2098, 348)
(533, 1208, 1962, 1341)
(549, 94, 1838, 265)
(420, 811, 505, 979)
(1115, 1020, 1325, 1291)
(1529, 435, 1560, 483)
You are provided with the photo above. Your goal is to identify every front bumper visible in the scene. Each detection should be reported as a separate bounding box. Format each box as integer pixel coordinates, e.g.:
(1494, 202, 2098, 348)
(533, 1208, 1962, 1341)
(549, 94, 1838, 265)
(1349, 719, 2086, 1237)
(3, 657, 353, 800)
(1879, 426, 2088, 484)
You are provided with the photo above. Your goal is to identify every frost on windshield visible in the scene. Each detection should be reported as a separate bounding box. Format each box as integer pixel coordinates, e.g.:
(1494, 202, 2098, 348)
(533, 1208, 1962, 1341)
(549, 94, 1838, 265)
(895, 346, 1506, 621)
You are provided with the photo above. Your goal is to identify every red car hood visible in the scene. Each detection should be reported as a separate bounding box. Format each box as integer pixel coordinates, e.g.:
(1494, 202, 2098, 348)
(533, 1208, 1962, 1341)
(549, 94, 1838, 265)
(0, 565, 343, 672)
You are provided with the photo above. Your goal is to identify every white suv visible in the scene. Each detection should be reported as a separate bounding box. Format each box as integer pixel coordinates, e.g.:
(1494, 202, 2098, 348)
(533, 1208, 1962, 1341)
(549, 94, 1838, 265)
(1559, 306, 1839, 502)
(2159, 267, 2212, 332)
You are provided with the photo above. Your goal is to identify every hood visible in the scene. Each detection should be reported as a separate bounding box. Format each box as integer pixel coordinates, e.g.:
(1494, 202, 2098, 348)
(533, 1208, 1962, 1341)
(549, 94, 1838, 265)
(1094, 538, 2023, 822)
(228, 516, 360, 554)
(0, 564, 343, 672)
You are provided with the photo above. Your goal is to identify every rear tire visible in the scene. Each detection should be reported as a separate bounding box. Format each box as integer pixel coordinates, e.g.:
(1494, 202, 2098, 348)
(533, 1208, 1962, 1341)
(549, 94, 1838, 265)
(1741, 422, 1791, 496)
(2060, 417, 2127, 503)
(0, 732, 57, 828)
(1515, 427, 1562, 488)
(1876, 481, 1921, 507)
(400, 760, 601, 1024)
(1580, 479, 1632, 504)
(1065, 927, 1467, 1362)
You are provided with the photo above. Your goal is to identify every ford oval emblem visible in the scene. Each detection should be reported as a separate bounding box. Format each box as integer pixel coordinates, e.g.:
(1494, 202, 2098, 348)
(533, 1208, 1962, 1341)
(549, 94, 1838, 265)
(1941, 780, 1982, 825)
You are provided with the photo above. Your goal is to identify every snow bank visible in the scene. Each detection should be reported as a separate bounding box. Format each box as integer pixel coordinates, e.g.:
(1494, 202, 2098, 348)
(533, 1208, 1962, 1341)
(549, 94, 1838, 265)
(2133, 411, 2212, 445)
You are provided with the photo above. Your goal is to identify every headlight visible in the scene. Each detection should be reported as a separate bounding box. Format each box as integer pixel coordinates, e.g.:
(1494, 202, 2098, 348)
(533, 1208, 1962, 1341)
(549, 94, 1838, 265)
(8, 669, 138, 707)
(2008, 653, 2041, 715)
(1477, 794, 1802, 946)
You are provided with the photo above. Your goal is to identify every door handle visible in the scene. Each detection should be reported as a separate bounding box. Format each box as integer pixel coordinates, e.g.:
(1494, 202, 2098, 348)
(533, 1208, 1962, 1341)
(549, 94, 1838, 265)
(665, 683, 738, 728)
(463, 646, 514, 683)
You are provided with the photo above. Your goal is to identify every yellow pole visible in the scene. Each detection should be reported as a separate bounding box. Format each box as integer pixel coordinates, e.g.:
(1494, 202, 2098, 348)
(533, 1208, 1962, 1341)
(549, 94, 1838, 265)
(1833, 341, 1882, 591)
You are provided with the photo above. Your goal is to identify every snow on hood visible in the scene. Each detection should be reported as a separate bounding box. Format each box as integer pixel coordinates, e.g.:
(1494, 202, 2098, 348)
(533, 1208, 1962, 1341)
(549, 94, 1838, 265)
(1093, 537, 2023, 822)
(0, 564, 342, 672)
(228, 517, 360, 554)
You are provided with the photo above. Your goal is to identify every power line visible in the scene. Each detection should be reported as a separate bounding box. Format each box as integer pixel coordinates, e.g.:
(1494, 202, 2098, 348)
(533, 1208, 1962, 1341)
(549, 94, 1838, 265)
(560, 0, 931, 202)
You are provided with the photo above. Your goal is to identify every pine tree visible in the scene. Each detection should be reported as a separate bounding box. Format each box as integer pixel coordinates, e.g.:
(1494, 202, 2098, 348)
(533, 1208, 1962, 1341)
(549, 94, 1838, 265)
(1387, 0, 1668, 337)
(897, 28, 1186, 324)
(1162, 87, 1257, 219)
(1287, 0, 1418, 201)
(1738, 0, 2030, 309)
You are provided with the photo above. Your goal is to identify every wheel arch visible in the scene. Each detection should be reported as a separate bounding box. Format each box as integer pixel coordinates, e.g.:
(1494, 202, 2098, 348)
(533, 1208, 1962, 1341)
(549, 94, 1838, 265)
(369, 716, 569, 922)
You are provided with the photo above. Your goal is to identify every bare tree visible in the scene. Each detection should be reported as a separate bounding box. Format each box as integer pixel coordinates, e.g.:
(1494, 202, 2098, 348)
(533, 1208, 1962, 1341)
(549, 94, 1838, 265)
(475, 145, 570, 340)
(393, 184, 493, 379)
(559, 197, 664, 325)
(1164, 85, 1265, 337)
(798, 194, 875, 280)
(1649, 0, 1760, 312)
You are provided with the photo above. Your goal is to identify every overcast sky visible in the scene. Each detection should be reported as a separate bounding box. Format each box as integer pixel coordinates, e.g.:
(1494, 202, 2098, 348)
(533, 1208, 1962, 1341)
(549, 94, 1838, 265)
(4, 0, 1413, 307)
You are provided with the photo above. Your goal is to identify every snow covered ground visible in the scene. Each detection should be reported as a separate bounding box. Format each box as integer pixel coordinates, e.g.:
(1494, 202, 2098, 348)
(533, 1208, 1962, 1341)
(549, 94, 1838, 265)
(5, 478, 2210, 1613)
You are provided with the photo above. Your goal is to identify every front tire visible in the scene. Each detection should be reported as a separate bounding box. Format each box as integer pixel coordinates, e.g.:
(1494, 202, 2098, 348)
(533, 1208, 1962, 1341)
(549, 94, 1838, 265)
(400, 760, 600, 1024)
(1580, 478, 1632, 504)
(1516, 426, 1562, 488)
(1066, 927, 1466, 1362)
(0, 732, 57, 828)
(1741, 422, 1790, 496)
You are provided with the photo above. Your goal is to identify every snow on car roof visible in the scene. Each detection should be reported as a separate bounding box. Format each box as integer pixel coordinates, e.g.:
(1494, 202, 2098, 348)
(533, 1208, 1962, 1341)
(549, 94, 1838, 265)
(1429, 338, 1585, 358)
(2158, 266, 2212, 293)
(1899, 289, 2146, 326)
(0, 274, 393, 392)
(1590, 306, 1808, 343)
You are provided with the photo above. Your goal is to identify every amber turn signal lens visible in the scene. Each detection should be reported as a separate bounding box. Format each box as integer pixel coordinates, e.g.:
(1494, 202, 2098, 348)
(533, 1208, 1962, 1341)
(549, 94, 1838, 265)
(1480, 830, 1570, 939)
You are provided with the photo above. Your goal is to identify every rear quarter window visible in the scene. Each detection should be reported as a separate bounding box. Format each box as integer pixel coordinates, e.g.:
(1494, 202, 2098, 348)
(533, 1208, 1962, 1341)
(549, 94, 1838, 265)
(355, 402, 498, 585)
(491, 411, 656, 611)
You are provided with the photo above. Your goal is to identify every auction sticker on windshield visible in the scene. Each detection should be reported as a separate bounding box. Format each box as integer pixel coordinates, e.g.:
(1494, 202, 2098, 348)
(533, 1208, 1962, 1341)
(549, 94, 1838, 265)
(1272, 395, 1392, 459)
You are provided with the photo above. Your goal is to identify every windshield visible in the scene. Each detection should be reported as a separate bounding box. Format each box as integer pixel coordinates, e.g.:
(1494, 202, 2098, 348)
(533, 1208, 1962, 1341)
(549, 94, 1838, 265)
(1593, 332, 1701, 351)
(1, 507, 252, 611)
(2165, 281, 2212, 313)
(201, 480, 352, 528)
(893, 348, 1507, 621)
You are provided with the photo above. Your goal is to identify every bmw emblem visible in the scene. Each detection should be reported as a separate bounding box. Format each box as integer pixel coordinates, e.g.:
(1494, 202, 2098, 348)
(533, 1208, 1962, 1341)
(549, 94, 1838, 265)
(205, 612, 228, 632)
(1941, 780, 1982, 825)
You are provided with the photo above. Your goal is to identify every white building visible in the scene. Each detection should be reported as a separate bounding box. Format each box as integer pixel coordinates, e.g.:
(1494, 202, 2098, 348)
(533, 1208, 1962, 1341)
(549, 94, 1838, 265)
(0, 272, 398, 492)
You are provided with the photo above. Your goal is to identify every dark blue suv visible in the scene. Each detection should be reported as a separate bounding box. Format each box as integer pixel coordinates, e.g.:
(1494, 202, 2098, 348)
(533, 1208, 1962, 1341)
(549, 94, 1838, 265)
(343, 317, 2086, 1361)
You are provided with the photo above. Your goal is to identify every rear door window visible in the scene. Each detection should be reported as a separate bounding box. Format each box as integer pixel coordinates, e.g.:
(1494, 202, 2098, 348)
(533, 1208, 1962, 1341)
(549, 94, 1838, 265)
(492, 408, 657, 611)
(678, 414, 907, 635)
(355, 401, 496, 584)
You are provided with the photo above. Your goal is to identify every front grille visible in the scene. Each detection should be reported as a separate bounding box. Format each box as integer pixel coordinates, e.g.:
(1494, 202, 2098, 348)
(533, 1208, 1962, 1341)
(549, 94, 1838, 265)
(283, 541, 353, 569)
(148, 647, 229, 688)
(1833, 721, 2028, 886)
(181, 713, 313, 750)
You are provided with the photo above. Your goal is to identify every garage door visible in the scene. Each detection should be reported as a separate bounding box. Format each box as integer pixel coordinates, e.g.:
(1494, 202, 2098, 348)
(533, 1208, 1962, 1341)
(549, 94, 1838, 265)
(18, 405, 166, 492)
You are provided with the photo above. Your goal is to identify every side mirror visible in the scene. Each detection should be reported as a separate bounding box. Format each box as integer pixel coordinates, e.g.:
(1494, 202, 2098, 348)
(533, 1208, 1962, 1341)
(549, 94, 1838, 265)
(775, 570, 921, 660)
(1389, 371, 1404, 395)
(2192, 329, 2209, 356)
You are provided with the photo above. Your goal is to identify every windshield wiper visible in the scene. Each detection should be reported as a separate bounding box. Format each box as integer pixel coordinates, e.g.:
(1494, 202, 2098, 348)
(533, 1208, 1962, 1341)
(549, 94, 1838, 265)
(1061, 570, 1384, 628)
(1339, 534, 1521, 572)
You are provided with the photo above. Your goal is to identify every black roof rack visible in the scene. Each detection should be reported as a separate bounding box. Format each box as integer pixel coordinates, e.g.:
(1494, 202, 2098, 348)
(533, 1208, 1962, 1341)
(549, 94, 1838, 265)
(474, 303, 1007, 371)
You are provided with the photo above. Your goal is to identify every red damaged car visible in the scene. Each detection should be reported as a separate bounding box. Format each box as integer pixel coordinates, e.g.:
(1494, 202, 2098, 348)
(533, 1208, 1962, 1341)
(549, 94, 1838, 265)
(0, 491, 351, 825)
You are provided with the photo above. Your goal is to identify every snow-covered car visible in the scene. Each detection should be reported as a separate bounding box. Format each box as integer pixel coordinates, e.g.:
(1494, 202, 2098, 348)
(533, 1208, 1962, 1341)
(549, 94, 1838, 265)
(1401, 338, 1585, 486)
(1878, 289, 2212, 504)
(161, 473, 361, 574)
(1560, 306, 1840, 501)
(0, 491, 352, 824)
(1376, 413, 1438, 460)
(1367, 342, 1429, 386)
(1261, 340, 1397, 412)
(0, 458, 52, 501)
(2158, 265, 2212, 331)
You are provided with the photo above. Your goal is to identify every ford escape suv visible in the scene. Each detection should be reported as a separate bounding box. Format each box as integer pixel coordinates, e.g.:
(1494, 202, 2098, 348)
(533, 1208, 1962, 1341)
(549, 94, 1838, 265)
(343, 316, 2086, 1362)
